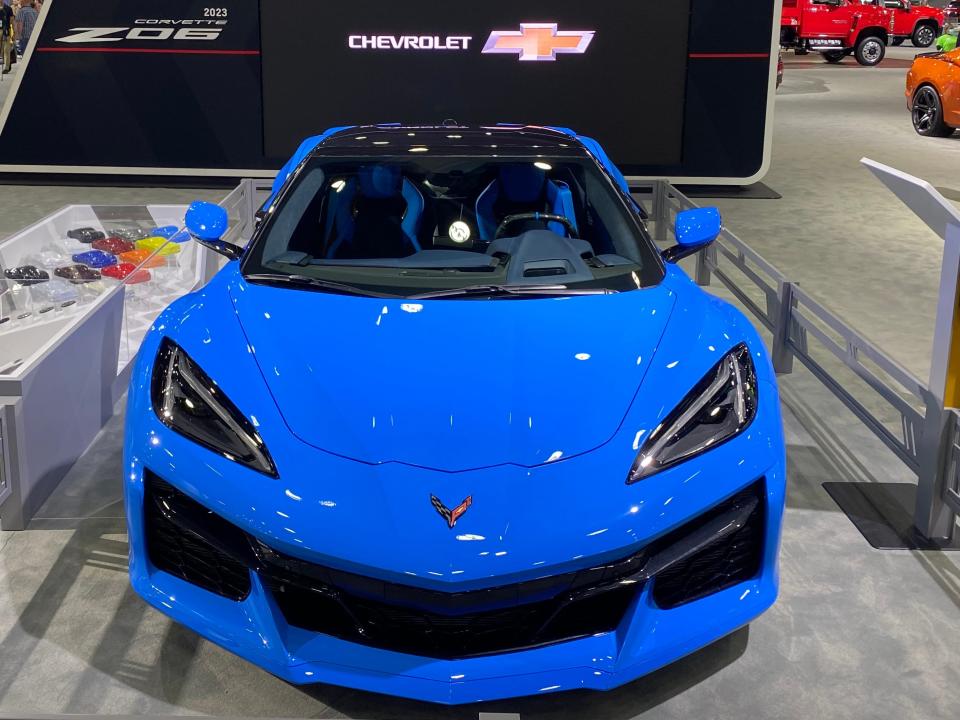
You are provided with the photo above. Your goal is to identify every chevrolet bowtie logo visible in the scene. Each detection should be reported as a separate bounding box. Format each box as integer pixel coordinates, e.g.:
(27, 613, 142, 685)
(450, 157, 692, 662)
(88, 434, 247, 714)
(482, 23, 595, 62)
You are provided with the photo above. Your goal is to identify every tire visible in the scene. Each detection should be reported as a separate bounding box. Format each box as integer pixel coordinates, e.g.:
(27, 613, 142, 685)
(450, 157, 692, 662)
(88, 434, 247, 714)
(912, 24, 937, 48)
(892, 37, 905, 46)
(822, 50, 845, 63)
(912, 85, 955, 137)
(855, 35, 886, 66)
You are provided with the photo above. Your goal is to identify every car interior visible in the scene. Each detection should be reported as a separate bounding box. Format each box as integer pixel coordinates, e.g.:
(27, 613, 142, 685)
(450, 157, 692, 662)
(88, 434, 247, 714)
(275, 159, 640, 267)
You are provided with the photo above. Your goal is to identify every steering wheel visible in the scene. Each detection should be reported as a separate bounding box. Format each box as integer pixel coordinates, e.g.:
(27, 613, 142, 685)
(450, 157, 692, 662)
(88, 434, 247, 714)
(495, 212, 577, 239)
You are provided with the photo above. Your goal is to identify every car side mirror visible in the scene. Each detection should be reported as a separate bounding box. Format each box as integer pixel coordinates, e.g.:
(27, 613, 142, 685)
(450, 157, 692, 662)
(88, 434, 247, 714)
(662, 207, 722, 263)
(185, 201, 243, 261)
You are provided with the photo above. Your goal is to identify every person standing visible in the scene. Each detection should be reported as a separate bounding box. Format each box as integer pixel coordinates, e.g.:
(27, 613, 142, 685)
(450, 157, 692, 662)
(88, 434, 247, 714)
(14, 0, 35, 56)
(0, 0, 13, 74)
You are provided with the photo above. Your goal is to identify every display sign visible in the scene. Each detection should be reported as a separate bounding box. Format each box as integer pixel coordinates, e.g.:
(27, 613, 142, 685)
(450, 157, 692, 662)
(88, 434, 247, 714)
(0, 0, 263, 172)
(260, 1, 691, 168)
(0, 0, 780, 182)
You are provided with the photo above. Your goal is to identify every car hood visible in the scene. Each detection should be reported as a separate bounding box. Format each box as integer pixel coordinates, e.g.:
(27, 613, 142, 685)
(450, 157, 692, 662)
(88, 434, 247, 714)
(229, 278, 677, 472)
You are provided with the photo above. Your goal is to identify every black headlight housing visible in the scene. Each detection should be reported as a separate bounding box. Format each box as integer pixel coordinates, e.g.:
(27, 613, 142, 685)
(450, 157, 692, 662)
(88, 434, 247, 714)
(627, 344, 758, 483)
(151, 338, 278, 477)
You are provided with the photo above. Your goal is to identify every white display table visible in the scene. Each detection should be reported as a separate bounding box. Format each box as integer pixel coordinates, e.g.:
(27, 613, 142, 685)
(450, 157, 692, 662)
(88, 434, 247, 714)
(0, 203, 204, 529)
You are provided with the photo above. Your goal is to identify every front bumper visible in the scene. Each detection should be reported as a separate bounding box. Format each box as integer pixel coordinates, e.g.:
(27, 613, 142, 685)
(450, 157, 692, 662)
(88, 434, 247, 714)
(129, 552, 778, 705)
(125, 429, 785, 703)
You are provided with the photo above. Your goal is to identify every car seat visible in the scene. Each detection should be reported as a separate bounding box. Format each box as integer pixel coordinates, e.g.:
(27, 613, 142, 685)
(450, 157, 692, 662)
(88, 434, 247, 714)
(475, 164, 578, 241)
(325, 165, 424, 258)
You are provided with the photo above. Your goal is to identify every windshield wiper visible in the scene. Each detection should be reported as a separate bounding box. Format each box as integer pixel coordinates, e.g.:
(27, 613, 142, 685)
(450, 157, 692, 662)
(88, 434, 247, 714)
(244, 273, 397, 298)
(409, 284, 615, 300)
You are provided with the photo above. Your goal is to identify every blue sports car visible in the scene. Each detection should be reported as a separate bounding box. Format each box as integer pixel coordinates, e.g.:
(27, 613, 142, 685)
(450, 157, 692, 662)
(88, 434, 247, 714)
(124, 125, 786, 705)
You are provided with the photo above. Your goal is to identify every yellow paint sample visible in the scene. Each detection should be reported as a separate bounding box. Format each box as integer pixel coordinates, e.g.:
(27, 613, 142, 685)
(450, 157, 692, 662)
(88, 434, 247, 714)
(136, 236, 181, 256)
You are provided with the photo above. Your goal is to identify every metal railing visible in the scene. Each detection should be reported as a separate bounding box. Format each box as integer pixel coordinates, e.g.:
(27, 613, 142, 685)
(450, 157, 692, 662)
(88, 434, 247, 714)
(220, 178, 274, 246)
(639, 173, 958, 544)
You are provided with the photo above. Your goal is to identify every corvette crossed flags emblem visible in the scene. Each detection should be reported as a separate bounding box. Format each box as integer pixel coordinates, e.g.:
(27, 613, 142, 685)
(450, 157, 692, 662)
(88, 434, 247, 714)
(430, 494, 473, 528)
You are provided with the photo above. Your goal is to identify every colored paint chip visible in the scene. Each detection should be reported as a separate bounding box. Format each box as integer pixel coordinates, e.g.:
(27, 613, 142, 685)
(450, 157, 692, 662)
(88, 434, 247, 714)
(72, 250, 118, 269)
(136, 236, 181, 256)
(119, 249, 166, 268)
(92, 237, 136, 254)
(150, 225, 180, 238)
(110, 227, 149, 241)
(4, 265, 49, 285)
(102, 262, 152, 284)
(66, 227, 105, 243)
(55, 264, 102, 283)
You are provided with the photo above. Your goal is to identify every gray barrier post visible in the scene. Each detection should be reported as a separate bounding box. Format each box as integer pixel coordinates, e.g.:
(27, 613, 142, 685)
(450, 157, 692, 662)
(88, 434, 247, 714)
(771, 280, 796, 376)
(915, 221, 960, 542)
(862, 158, 960, 542)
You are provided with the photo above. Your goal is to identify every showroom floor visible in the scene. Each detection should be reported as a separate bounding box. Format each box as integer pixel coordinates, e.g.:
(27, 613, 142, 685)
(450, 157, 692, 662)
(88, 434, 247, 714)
(0, 47, 959, 719)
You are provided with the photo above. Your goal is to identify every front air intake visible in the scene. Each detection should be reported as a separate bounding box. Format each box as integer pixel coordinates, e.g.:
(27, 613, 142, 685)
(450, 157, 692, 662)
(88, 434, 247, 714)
(652, 481, 766, 609)
(143, 471, 252, 601)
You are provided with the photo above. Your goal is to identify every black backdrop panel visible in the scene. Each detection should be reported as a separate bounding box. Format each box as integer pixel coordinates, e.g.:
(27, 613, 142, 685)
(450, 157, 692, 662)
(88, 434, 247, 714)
(0, 0, 777, 179)
(260, 0, 691, 168)
(0, 0, 264, 169)
(670, 0, 775, 179)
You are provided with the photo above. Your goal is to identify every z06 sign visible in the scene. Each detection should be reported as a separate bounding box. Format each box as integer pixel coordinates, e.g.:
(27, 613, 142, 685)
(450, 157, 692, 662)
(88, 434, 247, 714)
(56, 19, 227, 44)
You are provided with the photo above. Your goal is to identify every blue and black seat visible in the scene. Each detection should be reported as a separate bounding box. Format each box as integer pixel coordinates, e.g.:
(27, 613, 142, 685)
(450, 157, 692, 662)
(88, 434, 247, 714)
(325, 165, 424, 258)
(475, 164, 578, 241)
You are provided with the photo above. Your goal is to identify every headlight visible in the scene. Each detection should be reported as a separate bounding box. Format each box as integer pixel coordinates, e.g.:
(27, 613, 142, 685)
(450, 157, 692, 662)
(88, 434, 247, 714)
(151, 338, 278, 477)
(627, 344, 757, 483)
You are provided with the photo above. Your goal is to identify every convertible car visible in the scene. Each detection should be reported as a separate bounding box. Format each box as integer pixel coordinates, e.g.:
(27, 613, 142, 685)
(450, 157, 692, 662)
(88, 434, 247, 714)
(124, 124, 786, 704)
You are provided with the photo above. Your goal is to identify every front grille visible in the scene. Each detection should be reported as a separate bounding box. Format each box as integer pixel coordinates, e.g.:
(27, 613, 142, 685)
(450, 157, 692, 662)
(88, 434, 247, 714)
(144, 472, 252, 600)
(142, 470, 765, 658)
(652, 482, 765, 609)
(261, 548, 640, 658)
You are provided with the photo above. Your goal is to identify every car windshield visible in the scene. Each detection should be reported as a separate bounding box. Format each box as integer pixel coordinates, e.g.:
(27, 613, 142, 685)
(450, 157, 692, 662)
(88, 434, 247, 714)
(242, 154, 664, 298)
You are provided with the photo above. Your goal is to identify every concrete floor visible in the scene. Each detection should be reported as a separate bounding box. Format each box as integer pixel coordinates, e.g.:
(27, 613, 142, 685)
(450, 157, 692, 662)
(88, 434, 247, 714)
(1, 47, 959, 719)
